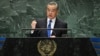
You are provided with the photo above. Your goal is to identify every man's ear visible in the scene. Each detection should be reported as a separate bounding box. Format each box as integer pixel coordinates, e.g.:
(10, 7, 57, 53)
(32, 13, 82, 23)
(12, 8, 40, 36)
(57, 10, 59, 15)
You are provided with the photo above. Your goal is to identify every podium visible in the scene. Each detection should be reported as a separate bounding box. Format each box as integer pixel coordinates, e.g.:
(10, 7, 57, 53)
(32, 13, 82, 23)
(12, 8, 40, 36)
(1, 38, 97, 56)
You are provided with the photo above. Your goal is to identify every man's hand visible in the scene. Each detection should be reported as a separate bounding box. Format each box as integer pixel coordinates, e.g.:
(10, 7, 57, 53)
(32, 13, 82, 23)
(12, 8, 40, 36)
(50, 35, 56, 38)
(31, 20, 37, 29)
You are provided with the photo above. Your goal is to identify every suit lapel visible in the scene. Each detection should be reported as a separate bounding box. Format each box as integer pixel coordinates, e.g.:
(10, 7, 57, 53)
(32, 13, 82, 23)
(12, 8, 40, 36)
(54, 18, 59, 28)
(52, 18, 60, 36)
(44, 18, 47, 28)
(44, 18, 48, 37)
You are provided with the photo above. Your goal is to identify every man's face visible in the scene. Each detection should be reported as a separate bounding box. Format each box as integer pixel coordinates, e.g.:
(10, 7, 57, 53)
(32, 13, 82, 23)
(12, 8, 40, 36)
(47, 5, 58, 19)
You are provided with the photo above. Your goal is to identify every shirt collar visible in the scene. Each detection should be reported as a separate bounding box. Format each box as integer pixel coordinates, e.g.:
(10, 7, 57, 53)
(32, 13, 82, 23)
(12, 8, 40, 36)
(47, 17, 56, 23)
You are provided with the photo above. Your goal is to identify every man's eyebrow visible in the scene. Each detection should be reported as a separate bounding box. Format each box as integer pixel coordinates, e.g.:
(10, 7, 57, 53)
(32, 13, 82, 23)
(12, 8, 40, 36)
(52, 9, 56, 10)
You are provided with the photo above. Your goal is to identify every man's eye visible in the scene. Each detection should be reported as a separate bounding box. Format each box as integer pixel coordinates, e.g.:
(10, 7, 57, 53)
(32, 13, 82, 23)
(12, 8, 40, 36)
(47, 10, 50, 11)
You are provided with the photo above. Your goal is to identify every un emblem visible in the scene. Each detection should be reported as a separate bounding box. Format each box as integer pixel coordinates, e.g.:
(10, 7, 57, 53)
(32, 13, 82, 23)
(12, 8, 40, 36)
(37, 40, 57, 56)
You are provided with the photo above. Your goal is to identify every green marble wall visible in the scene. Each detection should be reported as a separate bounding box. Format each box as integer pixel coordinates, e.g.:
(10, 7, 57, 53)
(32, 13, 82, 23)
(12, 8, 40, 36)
(0, 0, 100, 37)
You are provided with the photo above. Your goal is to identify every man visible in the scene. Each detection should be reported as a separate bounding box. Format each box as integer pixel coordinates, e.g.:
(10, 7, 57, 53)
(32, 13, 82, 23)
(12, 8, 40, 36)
(2, 1, 97, 56)
(30, 1, 67, 37)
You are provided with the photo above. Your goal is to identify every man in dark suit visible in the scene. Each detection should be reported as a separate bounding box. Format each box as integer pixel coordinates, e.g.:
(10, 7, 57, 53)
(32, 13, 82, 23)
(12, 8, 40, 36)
(2, 1, 97, 56)
(30, 1, 67, 37)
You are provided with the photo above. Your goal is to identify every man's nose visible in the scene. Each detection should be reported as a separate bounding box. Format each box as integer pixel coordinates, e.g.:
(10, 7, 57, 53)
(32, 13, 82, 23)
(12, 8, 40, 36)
(49, 11, 52, 14)
(49, 10, 52, 13)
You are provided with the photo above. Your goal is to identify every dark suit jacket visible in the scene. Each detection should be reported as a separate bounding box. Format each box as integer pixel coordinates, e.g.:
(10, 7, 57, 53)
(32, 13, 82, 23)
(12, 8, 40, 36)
(30, 18, 67, 37)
